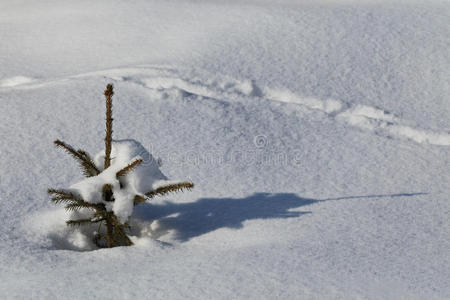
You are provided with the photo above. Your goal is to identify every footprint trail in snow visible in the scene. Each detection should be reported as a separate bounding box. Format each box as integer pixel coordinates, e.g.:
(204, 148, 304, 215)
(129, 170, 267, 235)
(2, 66, 449, 146)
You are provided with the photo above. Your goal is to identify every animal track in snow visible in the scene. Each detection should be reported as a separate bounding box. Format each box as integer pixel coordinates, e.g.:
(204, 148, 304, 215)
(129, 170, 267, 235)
(335, 105, 450, 146)
(3, 66, 449, 147)
(94, 67, 449, 147)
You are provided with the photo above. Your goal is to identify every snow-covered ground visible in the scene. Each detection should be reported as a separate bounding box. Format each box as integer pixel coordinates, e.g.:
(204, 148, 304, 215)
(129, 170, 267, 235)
(0, 0, 449, 298)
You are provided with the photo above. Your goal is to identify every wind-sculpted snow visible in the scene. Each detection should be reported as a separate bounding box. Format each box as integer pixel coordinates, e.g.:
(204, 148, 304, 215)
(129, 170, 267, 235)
(16, 66, 449, 146)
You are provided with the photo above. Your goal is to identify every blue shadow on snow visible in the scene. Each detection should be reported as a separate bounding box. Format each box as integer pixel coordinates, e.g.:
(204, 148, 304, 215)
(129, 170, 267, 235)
(133, 192, 426, 241)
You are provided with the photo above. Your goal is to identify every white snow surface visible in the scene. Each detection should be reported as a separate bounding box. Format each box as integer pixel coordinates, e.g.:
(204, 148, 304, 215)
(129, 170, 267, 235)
(0, 0, 449, 299)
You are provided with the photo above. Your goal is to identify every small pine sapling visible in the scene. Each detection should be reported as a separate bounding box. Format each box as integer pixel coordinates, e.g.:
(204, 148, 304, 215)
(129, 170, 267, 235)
(48, 84, 193, 248)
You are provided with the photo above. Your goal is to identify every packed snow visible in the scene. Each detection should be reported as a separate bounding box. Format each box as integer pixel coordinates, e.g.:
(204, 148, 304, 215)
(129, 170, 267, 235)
(0, 0, 449, 299)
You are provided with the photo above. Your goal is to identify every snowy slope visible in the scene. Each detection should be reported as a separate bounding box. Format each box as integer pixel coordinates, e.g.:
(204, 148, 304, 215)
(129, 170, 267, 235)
(0, 0, 449, 299)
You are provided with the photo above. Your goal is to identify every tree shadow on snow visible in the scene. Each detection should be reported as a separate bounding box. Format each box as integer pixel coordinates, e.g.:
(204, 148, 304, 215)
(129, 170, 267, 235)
(132, 192, 426, 242)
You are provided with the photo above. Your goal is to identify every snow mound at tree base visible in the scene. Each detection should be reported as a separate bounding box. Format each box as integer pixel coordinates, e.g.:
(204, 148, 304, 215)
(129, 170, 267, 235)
(23, 206, 172, 251)
(34, 139, 191, 250)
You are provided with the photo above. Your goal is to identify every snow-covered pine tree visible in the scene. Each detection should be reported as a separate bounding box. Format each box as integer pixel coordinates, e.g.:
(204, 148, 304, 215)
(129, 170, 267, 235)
(48, 84, 193, 248)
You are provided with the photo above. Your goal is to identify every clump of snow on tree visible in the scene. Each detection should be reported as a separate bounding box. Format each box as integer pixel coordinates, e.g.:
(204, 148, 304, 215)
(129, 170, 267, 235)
(69, 139, 181, 223)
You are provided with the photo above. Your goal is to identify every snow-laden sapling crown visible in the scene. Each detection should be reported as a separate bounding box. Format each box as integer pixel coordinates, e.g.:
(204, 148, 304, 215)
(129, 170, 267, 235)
(48, 84, 193, 248)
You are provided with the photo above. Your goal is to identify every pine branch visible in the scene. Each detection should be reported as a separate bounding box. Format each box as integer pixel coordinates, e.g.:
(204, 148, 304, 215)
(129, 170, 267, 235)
(145, 182, 194, 199)
(66, 214, 107, 228)
(48, 189, 104, 211)
(64, 201, 104, 211)
(77, 149, 98, 170)
(90, 217, 106, 223)
(48, 188, 84, 204)
(66, 218, 93, 227)
(104, 84, 114, 170)
(48, 188, 76, 196)
(50, 196, 78, 205)
(116, 158, 143, 179)
(65, 203, 95, 212)
(54, 140, 100, 177)
(133, 195, 146, 205)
